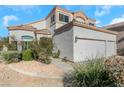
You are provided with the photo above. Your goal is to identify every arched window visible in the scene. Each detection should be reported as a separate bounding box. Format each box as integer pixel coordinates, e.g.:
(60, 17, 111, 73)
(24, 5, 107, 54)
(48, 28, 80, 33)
(75, 17, 85, 23)
(22, 35, 33, 41)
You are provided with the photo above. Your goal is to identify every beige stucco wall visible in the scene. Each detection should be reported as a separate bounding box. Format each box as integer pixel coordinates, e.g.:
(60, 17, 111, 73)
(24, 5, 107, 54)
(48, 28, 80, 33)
(46, 11, 56, 35)
(53, 28, 74, 61)
(9, 30, 35, 41)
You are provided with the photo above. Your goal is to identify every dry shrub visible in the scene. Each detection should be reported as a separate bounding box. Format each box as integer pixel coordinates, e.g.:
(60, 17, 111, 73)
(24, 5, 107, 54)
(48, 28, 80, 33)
(105, 56, 124, 87)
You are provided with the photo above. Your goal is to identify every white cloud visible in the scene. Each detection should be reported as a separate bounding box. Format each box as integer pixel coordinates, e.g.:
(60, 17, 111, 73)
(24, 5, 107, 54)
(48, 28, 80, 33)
(3, 15, 19, 27)
(3, 5, 41, 14)
(95, 5, 113, 17)
(109, 14, 124, 24)
(63, 5, 93, 11)
(96, 20, 101, 24)
(96, 20, 102, 27)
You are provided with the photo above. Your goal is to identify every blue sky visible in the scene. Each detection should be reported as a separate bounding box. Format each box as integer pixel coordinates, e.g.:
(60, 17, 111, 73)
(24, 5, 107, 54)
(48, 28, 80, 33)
(0, 5, 124, 37)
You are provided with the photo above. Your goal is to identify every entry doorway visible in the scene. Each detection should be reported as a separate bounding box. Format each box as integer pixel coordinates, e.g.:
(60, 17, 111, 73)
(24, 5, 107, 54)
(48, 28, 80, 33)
(21, 35, 33, 50)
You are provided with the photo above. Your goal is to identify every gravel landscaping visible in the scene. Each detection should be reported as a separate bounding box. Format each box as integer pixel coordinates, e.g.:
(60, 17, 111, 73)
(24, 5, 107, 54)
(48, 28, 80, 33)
(8, 61, 64, 77)
(0, 62, 64, 87)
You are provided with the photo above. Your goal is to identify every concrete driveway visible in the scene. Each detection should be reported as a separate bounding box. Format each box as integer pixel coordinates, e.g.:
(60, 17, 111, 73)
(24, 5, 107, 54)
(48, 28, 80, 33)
(52, 58, 74, 73)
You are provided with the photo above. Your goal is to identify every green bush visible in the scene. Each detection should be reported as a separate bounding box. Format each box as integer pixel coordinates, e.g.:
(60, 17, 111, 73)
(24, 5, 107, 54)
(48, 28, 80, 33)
(22, 49, 33, 61)
(1, 51, 21, 64)
(63, 58, 117, 87)
(52, 50, 60, 58)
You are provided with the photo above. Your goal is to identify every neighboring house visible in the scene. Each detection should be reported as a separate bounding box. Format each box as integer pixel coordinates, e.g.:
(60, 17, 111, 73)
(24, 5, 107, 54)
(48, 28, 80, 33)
(7, 6, 117, 62)
(104, 22, 124, 55)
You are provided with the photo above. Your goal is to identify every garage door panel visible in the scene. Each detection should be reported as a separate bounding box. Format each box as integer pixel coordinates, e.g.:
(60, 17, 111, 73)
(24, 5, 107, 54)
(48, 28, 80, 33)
(106, 42, 116, 57)
(74, 39, 106, 62)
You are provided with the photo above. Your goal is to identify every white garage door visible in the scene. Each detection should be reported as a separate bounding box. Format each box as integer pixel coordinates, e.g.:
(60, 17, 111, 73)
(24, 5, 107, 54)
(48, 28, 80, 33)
(75, 38, 106, 62)
(106, 41, 116, 57)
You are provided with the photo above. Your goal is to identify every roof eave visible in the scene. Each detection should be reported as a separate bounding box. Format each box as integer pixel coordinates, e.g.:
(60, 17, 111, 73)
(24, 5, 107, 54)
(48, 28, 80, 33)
(55, 21, 118, 35)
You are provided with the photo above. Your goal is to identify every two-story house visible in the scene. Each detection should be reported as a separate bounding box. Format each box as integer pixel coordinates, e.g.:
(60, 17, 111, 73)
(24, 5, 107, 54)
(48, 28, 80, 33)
(7, 6, 117, 62)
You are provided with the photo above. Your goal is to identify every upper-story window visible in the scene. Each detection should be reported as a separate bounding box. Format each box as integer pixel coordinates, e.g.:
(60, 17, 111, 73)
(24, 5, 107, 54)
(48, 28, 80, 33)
(89, 22, 94, 26)
(59, 13, 69, 23)
(51, 14, 55, 23)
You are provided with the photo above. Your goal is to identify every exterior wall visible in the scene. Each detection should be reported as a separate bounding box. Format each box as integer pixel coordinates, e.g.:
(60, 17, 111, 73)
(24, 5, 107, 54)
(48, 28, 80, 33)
(88, 19, 96, 25)
(9, 30, 35, 51)
(75, 17, 85, 23)
(9, 30, 35, 41)
(46, 11, 56, 35)
(29, 20, 47, 30)
(53, 27, 74, 61)
(37, 34, 52, 40)
(73, 26, 117, 62)
(73, 12, 96, 25)
(116, 31, 124, 55)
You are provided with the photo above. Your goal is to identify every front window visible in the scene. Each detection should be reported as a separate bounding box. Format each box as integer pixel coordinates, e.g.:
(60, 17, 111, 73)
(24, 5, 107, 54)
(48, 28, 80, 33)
(59, 13, 69, 23)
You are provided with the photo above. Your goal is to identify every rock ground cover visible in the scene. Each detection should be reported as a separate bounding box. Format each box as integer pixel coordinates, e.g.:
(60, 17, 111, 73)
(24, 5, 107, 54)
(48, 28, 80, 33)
(0, 62, 63, 87)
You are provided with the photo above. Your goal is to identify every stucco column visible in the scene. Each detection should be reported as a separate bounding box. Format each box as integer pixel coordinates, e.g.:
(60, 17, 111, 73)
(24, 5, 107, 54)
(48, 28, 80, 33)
(17, 41, 22, 51)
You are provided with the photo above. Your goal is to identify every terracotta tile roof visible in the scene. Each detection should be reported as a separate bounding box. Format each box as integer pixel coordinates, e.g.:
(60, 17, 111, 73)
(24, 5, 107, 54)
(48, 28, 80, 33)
(7, 25, 51, 35)
(104, 21, 124, 29)
(55, 20, 117, 35)
(7, 25, 37, 31)
(35, 29, 51, 35)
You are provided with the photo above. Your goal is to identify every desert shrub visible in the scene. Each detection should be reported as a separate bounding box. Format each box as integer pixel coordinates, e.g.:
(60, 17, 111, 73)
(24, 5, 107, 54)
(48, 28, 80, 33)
(63, 58, 117, 87)
(8, 41, 17, 50)
(29, 38, 53, 64)
(22, 49, 33, 61)
(1, 51, 21, 64)
(39, 37, 53, 56)
(52, 50, 60, 58)
(105, 56, 124, 87)
(1, 37, 17, 51)
(37, 49, 51, 64)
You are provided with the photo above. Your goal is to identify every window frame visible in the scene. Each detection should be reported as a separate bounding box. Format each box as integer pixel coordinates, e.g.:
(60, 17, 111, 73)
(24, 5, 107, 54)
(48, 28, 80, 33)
(59, 13, 69, 23)
(89, 22, 94, 26)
